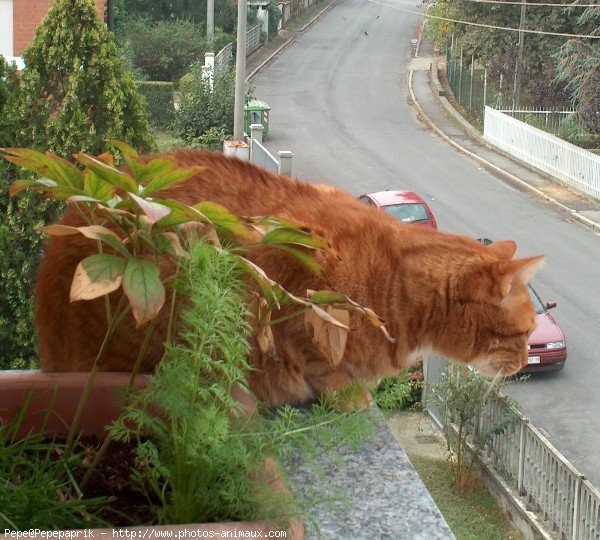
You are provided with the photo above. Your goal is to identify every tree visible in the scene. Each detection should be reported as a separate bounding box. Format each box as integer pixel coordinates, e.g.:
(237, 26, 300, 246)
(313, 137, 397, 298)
(115, 0, 238, 34)
(556, 6, 600, 134)
(426, 0, 589, 108)
(0, 0, 154, 367)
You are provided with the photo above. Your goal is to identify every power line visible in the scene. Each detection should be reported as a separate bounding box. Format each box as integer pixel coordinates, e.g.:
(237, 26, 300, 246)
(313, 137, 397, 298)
(448, 0, 598, 8)
(369, 0, 600, 39)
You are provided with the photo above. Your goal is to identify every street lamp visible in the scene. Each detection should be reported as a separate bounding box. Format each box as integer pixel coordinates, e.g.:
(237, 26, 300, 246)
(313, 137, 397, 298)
(233, 0, 247, 141)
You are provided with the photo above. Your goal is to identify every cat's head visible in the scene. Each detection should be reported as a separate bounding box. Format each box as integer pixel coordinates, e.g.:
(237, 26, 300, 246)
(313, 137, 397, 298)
(442, 240, 545, 377)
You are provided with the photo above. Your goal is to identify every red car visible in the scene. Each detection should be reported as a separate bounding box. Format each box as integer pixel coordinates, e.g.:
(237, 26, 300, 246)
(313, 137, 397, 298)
(524, 284, 567, 372)
(358, 190, 438, 230)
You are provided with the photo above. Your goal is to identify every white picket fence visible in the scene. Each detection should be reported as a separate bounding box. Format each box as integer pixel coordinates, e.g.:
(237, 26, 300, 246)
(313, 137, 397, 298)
(484, 106, 600, 200)
(425, 356, 600, 539)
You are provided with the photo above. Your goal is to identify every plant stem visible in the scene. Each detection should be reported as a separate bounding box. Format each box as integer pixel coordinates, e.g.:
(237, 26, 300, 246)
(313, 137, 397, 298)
(64, 297, 129, 455)
(81, 317, 158, 490)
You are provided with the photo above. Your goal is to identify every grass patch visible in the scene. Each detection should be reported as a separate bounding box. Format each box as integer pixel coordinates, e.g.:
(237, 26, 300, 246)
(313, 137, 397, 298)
(409, 455, 520, 540)
(153, 130, 186, 152)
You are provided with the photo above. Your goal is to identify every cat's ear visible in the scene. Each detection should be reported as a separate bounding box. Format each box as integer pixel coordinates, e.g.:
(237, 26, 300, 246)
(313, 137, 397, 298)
(487, 240, 517, 260)
(462, 255, 544, 302)
(495, 255, 545, 298)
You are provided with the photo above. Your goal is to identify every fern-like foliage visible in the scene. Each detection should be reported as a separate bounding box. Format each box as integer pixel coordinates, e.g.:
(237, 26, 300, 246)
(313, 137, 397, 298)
(110, 240, 375, 525)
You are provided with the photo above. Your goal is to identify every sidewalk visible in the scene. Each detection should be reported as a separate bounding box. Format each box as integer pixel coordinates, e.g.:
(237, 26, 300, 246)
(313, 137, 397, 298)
(408, 41, 600, 232)
(245, 0, 338, 81)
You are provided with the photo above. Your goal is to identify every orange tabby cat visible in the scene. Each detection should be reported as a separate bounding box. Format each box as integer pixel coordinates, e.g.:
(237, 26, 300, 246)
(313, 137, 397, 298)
(36, 149, 544, 405)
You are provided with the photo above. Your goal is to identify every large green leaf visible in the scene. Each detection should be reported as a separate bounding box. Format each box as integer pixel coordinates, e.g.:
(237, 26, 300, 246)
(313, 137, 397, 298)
(8, 178, 57, 197)
(74, 153, 138, 193)
(84, 169, 116, 202)
(107, 139, 139, 159)
(270, 244, 325, 279)
(155, 199, 209, 228)
(41, 225, 131, 258)
(70, 254, 127, 301)
(135, 157, 177, 185)
(2, 148, 83, 189)
(129, 193, 172, 224)
(122, 258, 165, 327)
(261, 226, 337, 256)
(142, 165, 206, 197)
(193, 201, 252, 238)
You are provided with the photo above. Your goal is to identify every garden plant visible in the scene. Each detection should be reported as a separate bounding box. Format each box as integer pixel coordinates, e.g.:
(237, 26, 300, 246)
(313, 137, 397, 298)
(0, 140, 381, 530)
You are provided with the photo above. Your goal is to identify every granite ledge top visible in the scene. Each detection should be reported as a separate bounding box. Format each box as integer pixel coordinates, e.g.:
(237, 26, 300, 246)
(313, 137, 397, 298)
(285, 407, 455, 540)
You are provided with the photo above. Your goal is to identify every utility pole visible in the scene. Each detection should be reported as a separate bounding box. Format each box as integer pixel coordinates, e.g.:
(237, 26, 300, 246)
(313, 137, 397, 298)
(207, 0, 214, 50)
(233, 0, 247, 141)
(513, 0, 526, 110)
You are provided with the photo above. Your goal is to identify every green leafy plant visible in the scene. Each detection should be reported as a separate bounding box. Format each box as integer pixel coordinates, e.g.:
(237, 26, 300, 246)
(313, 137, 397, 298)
(2, 140, 390, 450)
(0, 0, 154, 368)
(0, 401, 111, 531)
(373, 363, 423, 412)
(1, 140, 384, 527)
(109, 240, 375, 524)
(174, 67, 239, 145)
(117, 17, 208, 82)
(426, 364, 520, 491)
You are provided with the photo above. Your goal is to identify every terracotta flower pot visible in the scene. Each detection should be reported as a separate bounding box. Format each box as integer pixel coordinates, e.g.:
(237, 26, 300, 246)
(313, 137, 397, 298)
(0, 369, 303, 539)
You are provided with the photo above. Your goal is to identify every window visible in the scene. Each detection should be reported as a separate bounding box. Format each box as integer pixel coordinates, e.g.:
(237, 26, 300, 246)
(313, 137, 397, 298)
(382, 203, 431, 224)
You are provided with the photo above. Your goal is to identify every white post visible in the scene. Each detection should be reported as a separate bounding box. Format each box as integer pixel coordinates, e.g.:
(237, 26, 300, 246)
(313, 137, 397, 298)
(572, 474, 584, 540)
(203, 53, 215, 91)
(233, 0, 248, 141)
(250, 123, 263, 163)
(483, 68, 487, 109)
(517, 418, 528, 494)
(278, 151, 293, 177)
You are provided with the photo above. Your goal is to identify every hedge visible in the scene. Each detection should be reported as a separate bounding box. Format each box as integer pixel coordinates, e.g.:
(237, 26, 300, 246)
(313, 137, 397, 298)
(136, 81, 176, 130)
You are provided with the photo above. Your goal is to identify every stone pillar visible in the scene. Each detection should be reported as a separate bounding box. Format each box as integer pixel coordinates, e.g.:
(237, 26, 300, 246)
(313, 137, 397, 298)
(278, 151, 293, 177)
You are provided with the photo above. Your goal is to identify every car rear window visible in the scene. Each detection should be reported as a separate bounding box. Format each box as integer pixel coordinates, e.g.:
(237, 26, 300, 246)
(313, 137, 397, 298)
(382, 203, 430, 224)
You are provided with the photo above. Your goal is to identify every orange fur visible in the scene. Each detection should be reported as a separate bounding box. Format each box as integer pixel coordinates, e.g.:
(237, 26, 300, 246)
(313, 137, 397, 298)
(36, 149, 544, 405)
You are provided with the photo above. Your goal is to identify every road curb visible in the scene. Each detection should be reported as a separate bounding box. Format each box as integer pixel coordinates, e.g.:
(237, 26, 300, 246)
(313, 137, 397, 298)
(299, 0, 339, 32)
(407, 69, 600, 232)
(246, 38, 294, 83)
(247, 0, 338, 82)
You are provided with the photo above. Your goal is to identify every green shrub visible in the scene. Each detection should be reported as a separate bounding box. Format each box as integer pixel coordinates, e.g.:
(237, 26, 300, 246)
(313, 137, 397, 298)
(110, 240, 375, 524)
(373, 361, 423, 411)
(426, 365, 520, 491)
(136, 81, 176, 129)
(117, 16, 208, 82)
(0, 0, 153, 368)
(174, 65, 238, 145)
(114, 0, 238, 34)
(267, 4, 282, 41)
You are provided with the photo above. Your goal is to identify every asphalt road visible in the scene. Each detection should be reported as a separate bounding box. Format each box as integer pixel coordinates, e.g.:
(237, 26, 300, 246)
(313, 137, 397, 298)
(252, 0, 600, 486)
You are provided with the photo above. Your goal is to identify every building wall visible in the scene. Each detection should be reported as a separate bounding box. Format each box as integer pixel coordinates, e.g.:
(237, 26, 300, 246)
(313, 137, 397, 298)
(12, 0, 105, 56)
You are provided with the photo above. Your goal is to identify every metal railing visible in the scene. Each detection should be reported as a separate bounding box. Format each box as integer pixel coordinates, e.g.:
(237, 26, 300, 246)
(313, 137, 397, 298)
(213, 24, 261, 75)
(246, 24, 262, 57)
(484, 106, 600, 200)
(499, 107, 581, 132)
(425, 356, 600, 539)
(215, 43, 233, 73)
